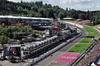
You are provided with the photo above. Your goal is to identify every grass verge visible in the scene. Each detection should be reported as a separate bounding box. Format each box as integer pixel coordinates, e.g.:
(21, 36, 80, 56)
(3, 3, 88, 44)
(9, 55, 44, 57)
(84, 26, 98, 36)
(67, 44, 89, 53)
(78, 38, 92, 43)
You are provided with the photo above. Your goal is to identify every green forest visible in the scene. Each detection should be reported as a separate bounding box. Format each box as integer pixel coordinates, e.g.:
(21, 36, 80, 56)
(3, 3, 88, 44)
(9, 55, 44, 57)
(0, 0, 100, 25)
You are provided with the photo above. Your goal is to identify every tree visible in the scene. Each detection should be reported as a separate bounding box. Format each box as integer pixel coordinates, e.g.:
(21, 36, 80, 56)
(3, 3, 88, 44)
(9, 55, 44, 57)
(1, 0, 100, 26)
(87, 10, 90, 19)
(13, 32, 19, 39)
(38, 8, 44, 17)
(6, 27, 13, 38)
(35, 1, 43, 8)
(31, 6, 38, 12)
(17, 6, 23, 12)
(21, 0, 23, 3)
(35, 13, 42, 17)
(24, 25, 32, 33)
(0, 35, 9, 49)
(46, 8, 55, 19)
(95, 16, 99, 25)
(58, 12, 64, 19)
(66, 7, 68, 11)
(0, 35, 9, 58)
(27, 28, 32, 33)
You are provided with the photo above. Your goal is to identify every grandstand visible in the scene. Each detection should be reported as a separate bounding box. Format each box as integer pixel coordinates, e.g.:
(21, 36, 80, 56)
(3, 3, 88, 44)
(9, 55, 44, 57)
(78, 41, 100, 66)
(0, 16, 53, 26)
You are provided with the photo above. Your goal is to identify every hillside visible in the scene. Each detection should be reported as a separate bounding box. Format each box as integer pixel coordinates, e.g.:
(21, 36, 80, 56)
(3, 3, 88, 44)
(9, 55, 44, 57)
(0, 0, 65, 19)
(0, 0, 100, 25)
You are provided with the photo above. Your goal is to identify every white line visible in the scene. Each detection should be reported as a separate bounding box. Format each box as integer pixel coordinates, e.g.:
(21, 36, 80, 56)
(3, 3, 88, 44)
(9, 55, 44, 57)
(46, 37, 82, 66)
(46, 52, 64, 66)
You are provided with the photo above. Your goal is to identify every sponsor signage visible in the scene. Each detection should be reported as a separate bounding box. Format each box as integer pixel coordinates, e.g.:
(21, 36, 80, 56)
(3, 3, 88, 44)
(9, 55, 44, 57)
(86, 36, 94, 38)
(54, 53, 79, 63)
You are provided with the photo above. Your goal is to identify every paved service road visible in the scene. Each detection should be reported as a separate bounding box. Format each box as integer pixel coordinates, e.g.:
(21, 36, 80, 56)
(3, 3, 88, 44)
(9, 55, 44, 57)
(34, 25, 87, 66)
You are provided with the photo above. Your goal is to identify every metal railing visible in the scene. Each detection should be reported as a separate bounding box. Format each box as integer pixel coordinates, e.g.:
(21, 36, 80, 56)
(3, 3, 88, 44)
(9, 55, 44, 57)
(69, 28, 99, 66)
(24, 31, 82, 66)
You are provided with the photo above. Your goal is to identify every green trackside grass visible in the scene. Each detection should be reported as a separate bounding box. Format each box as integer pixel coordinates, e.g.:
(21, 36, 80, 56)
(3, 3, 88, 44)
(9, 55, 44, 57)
(78, 26, 98, 44)
(67, 44, 89, 53)
(67, 26, 98, 53)
(84, 26, 98, 36)
(78, 38, 92, 43)
(48, 65, 56, 66)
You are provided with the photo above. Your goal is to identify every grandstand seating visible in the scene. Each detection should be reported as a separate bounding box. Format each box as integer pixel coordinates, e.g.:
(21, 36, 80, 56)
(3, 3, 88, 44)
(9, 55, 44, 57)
(78, 41, 100, 66)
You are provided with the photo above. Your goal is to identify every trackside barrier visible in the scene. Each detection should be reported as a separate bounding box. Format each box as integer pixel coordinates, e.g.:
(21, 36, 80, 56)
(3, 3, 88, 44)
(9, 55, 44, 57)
(24, 32, 82, 66)
(94, 54, 100, 64)
(69, 31, 99, 66)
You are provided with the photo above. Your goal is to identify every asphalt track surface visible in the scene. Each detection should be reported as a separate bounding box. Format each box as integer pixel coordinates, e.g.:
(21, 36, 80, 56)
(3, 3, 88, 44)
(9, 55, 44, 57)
(0, 24, 86, 66)
(34, 24, 87, 66)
